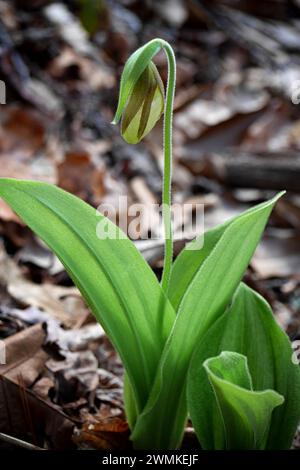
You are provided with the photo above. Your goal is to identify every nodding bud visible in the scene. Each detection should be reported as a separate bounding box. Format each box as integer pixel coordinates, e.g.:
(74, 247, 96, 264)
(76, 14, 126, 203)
(120, 62, 164, 144)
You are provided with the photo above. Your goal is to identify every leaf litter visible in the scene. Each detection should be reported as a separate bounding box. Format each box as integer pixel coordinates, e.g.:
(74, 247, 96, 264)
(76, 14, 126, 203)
(0, 0, 300, 449)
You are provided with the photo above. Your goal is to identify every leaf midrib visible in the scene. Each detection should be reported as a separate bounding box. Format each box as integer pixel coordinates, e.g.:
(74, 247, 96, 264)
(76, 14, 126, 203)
(11, 186, 154, 406)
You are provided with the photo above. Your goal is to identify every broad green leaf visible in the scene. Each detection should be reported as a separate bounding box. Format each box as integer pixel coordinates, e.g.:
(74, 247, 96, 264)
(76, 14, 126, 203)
(204, 352, 284, 450)
(124, 371, 138, 430)
(187, 283, 300, 449)
(112, 39, 163, 125)
(168, 222, 231, 311)
(0, 178, 175, 414)
(132, 193, 283, 449)
(168, 195, 285, 312)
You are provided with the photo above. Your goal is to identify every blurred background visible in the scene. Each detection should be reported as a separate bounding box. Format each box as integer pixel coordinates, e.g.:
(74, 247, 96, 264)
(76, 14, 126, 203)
(0, 0, 300, 450)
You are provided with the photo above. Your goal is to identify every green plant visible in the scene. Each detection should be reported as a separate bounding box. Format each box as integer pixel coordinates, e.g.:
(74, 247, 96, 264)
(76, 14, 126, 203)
(112, 38, 175, 293)
(0, 39, 299, 450)
(187, 283, 300, 449)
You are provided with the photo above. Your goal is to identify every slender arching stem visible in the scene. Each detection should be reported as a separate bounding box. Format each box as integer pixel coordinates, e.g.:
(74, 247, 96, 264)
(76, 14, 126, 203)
(160, 41, 176, 294)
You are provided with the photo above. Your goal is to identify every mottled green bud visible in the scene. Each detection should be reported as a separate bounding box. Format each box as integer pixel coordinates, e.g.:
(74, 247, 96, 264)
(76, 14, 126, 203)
(120, 62, 164, 144)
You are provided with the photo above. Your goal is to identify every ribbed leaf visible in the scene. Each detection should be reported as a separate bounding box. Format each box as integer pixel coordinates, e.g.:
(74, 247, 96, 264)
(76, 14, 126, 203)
(132, 193, 283, 449)
(204, 352, 284, 450)
(0, 178, 175, 414)
(124, 371, 138, 429)
(187, 283, 300, 449)
(168, 196, 285, 312)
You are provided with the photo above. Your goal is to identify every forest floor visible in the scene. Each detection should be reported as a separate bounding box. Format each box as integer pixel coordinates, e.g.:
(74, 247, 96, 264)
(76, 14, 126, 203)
(0, 0, 300, 449)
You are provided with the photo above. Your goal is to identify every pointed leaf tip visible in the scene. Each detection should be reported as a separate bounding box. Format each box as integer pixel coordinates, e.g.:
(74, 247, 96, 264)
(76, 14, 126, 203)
(203, 351, 284, 449)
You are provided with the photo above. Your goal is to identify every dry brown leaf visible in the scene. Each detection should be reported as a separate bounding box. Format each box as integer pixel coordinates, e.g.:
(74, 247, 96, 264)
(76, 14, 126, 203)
(48, 46, 115, 90)
(0, 322, 75, 448)
(0, 375, 75, 449)
(73, 416, 129, 450)
(57, 150, 106, 204)
(0, 242, 84, 326)
(0, 106, 56, 183)
(0, 107, 45, 156)
(252, 232, 300, 279)
(0, 323, 47, 386)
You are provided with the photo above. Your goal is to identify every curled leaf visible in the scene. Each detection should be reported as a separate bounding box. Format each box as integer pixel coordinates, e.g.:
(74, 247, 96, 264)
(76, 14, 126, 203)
(187, 283, 300, 450)
(204, 352, 284, 450)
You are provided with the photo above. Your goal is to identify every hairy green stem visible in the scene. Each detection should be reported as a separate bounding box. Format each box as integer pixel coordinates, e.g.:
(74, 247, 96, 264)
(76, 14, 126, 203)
(160, 41, 176, 294)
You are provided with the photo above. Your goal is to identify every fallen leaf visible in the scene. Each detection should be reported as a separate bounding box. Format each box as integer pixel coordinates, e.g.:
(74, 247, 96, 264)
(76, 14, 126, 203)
(48, 46, 115, 90)
(0, 323, 47, 386)
(73, 416, 129, 449)
(0, 321, 75, 448)
(252, 231, 300, 279)
(57, 150, 106, 204)
(46, 351, 99, 405)
(43, 320, 105, 356)
(0, 242, 84, 326)
(0, 375, 75, 448)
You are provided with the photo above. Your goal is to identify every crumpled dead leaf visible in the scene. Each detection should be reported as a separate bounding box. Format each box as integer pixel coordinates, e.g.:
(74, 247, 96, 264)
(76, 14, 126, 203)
(57, 150, 106, 204)
(0, 242, 87, 327)
(0, 376, 75, 449)
(46, 350, 99, 405)
(43, 320, 105, 356)
(252, 232, 300, 279)
(0, 323, 47, 386)
(0, 323, 75, 448)
(73, 416, 129, 450)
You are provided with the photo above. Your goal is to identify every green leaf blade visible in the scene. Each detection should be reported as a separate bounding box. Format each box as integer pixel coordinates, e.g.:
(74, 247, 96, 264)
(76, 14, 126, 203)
(204, 352, 284, 450)
(168, 193, 285, 311)
(0, 178, 175, 414)
(187, 283, 300, 450)
(132, 193, 283, 449)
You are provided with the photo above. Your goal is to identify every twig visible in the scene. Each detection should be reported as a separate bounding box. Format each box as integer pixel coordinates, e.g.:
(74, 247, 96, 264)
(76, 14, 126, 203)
(0, 432, 45, 450)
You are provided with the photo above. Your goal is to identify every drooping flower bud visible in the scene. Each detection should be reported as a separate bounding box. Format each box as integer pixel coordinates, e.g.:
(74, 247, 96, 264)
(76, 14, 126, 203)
(120, 62, 164, 144)
(112, 39, 162, 130)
